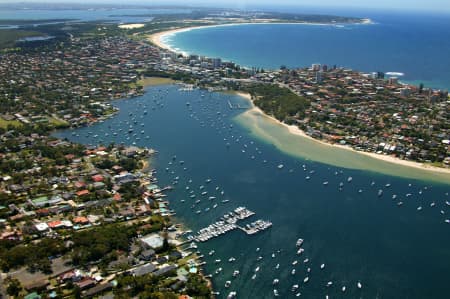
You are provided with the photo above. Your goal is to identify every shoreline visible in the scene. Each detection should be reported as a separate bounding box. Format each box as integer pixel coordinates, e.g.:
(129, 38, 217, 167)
(147, 19, 373, 54)
(235, 91, 450, 176)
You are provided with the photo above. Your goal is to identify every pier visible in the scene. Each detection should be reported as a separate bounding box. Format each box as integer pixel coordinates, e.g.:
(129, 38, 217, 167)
(191, 207, 271, 242)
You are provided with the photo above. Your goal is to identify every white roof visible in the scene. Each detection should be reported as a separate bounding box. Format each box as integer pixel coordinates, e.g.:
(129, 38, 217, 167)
(35, 222, 49, 231)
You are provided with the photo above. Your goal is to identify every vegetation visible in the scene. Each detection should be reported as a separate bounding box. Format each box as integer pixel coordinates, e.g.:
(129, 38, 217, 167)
(244, 84, 310, 123)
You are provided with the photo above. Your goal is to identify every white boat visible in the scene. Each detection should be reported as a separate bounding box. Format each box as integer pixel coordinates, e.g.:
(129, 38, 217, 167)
(232, 270, 240, 277)
(291, 269, 296, 275)
(255, 266, 260, 272)
(225, 281, 231, 288)
(273, 278, 279, 285)
(303, 277, 309, 283)
(277, 164, 284, 169)
(357, 282, 362, 289)
(292, 260, 298, 266)
(292, 284, 299, 291)
(296, 238, 304, 247)
(326, 281, 333, 287)
(320, 263, 325, 269)
(273, 289, 279, 297)
(342, 286, 346, 292)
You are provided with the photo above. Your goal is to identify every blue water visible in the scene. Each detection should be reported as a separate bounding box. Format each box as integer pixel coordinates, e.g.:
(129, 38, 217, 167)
(0, 8, 190, 24)
(166, 12, 450, 90)
(54, 85, 450, 299)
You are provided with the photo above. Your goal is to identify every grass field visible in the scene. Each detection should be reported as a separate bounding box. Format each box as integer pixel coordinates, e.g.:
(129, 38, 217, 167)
(0, 117, 21, 129)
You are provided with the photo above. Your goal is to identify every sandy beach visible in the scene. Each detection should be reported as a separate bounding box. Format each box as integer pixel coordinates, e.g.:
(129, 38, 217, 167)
(148, 22, 449, 177)
(147, 19, 373, 53)
(236, 92, 450, 176)
(118, 23, 145, 29)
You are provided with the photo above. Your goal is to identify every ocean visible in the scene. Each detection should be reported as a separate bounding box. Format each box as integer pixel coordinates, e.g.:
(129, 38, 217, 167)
(163, 11, 450, 90)
(54, 85, 450, 299)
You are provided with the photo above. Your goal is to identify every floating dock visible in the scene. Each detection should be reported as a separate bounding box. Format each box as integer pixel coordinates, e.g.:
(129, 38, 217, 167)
(190, 206, 271, 243)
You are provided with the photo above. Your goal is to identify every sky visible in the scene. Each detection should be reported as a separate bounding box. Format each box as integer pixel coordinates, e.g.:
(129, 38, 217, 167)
(2, 0, 450, 13)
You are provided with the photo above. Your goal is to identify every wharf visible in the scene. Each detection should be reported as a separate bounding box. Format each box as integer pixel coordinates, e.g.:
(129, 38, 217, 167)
(191, 206, 271, 243)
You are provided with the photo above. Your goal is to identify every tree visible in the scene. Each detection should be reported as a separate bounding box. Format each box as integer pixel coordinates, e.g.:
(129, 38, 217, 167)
(6, 278, 22, 297)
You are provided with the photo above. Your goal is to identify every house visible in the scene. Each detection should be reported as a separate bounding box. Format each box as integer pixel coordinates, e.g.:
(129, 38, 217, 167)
(153, 265, 177, 277)
(140, 234, 164, 250)
(131, 263, 156, 277)
(139, 249, 155, 261)
(75, 277, 96, 290)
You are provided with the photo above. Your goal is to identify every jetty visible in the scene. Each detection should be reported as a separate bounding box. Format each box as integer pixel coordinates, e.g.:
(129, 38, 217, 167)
(191, 206, 271, 242)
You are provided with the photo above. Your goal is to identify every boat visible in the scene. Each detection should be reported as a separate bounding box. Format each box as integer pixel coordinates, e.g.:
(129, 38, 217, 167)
(378, 189, 383, 197)
(292, 260, 298, 266)
(214, 259, 221, 263)
(228, 257, 236, 262)
(296, 238, 304, 247)
(273, 289, 279, 297)
(225, 281, 231, 288)
(342, 286, 346, 292)
(208, 250, 215, 256)
(417, 206, 422, 211)
(357, 282, 362, 289)
(226, 291, 237, 299)
(320, 263, 325, 269)
(205, 178, 212, 183)
(232, 270, 240, 277)
(292, 284, 299, 291)
(303, 277, 309, 283)
(251, 274, 257, 280)
(275, 263, 280, 269)
(255, 266, 260, 272)
(326, 281, 333, 287)
(347, 176, 353, 182)
(323, 181, 329, 185)
(291, 269, 296, 275)
(277, 164, 284, 169)
(273, 278, 279, 285)
(297, 248, 304, 255)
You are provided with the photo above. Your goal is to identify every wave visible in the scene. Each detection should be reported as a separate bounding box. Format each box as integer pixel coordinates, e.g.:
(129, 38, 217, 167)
(385, 72, 405, 76)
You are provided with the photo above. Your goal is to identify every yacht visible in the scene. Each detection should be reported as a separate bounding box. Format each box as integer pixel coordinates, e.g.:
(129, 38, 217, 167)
(296, 238, 304, 247)
(273, 279, 279, 285)
(357, 282, 362, 289)
(225, 281, 231, 288)
(320, 263, 325, 269)
(303, 277, 309, 283)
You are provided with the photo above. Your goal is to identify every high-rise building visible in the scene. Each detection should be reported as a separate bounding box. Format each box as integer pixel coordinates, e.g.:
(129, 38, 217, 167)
(316, 71, 323, 84)
(311, 63, 321, 71)
(212, 58, 222, 69)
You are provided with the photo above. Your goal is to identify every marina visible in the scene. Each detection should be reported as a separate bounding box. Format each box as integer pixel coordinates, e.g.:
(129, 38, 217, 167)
(191, 207, 271, 242)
